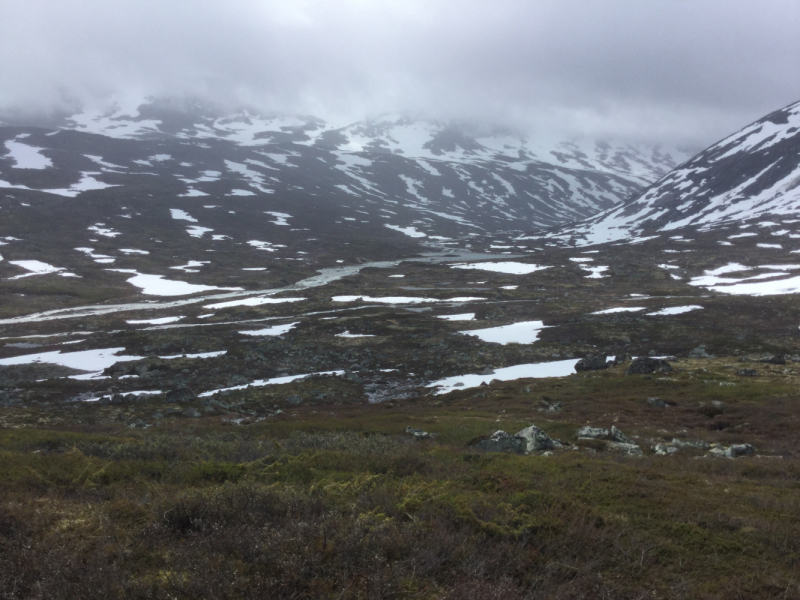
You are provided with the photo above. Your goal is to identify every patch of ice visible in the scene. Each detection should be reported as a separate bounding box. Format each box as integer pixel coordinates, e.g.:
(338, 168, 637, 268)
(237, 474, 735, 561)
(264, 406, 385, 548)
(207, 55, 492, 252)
(88, 224, 120, 238)
(170, 208, 197, 222)
(451, 262, 548, 275)
(0, 347, 141, 372)
(332, 295, 484, 305)
(265, 211, 291, 226)
(75, 247, 115, 264)
(170, 260, 209, 273)
(336, 331, 375, 338)
(580, 265, 609, 278)
(126, 317, 184, 325)
(4, 139, 52, 169)
(248, 240, 285, 252)
(592, 307, 646, 315)
(187, 226, 213, 238)
(647, 305, 704, 316)
(205, 296, 306, 309)
(199, 369, 345, 398)
(8, 260, 66, 279)
(239, 322, 298, 336)
(437, 313, 475, 321)
(385, 224, 426, 238)
(428, 359, 579, 394)
(108, 269, 242, 296)
(459, 320, 546, 345)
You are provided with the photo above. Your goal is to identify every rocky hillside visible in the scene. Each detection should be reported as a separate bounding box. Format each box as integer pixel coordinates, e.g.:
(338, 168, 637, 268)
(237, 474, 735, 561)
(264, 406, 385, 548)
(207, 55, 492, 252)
(0, 99, 688, 240)
(562, 100, 800, 245)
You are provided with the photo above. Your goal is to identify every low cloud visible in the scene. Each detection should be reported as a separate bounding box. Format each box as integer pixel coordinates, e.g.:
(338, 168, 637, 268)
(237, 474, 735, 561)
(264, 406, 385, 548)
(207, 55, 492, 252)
(1, 0, 798, 147)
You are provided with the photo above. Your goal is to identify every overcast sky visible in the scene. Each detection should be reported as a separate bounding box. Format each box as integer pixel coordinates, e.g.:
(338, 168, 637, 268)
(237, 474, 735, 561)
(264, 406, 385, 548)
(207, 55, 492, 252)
(1, 0, 798, 148)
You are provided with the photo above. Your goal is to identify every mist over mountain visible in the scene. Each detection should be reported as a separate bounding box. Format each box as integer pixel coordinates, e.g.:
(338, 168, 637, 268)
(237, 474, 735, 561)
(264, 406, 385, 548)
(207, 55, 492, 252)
(0, 99, 693, 246)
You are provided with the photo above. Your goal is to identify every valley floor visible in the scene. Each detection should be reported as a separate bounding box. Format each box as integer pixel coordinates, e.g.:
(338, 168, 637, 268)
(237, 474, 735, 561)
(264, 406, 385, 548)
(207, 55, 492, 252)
(2, 227, 800, 598)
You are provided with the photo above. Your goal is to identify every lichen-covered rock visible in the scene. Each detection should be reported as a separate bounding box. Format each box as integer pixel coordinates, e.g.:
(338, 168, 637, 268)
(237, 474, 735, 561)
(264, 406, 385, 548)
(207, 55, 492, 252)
(610, 425, 633, 444)
(577, 426, 610, 440)
(471, 430, 525, 454)
(405, 426, 430, 440)
(708, 443, 756, 458)
(165, 387, 197, 403)
(626, 357, 673, 375)
(575, 354, 609, 372)
(647, 397, 668, 408)
(652, 443, 679, 455)
(607, 441, 643, 456)
(515, 424, 560, 452)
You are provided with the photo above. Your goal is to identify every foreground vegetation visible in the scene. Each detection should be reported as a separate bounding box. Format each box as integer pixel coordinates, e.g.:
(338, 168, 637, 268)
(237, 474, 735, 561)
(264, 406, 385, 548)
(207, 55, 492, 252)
(2, 359, 799, 599)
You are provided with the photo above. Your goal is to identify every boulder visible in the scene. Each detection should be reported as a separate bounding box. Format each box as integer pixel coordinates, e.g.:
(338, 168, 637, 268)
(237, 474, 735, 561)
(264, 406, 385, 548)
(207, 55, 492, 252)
(471, 430, 526, 454)
(708, 443, 756, 458)
(647, 397, 668, 408)
(183, 407, 201, 418)
(626, 357, 673, 375)
(405, 426, 430, 440)
(651, 443, 679, 455)
(688, 345, 711, 359)
(165, 387, 197, 403)
(577, 426, 610, 440)
(671, 438, 711, 450)
(575, 354, 609, 372)
(607, 442, 643, 456)
(760, 354, 786, 365)
(610, 425, 633, 444)
(515, 424, 560, 452)
(227, 374, 250, 386)
(737, 369, 759, 377)
(285, 394, 303, 405)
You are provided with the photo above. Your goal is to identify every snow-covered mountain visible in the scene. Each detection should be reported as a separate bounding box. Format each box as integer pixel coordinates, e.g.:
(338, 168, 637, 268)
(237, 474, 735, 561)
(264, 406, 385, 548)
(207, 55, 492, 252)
(564, 100, 800, 245)
(0, 99, 688, 237)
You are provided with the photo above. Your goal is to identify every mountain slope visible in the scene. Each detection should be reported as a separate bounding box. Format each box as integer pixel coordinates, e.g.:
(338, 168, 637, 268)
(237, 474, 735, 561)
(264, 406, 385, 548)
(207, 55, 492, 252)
(0, 100, 688, 238)
(563, 100, 800, 245)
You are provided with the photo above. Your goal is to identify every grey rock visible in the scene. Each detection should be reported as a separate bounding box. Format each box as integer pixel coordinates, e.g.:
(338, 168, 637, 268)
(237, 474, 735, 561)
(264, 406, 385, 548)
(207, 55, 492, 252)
(285, 394, 303, 405)
(708, 443, 756, 458)
(515, 424, 560, 452)
(480, 367, 495, 375)
(471, 430, 525, 454)
(405, 426, 430, 440)
(227, 374, 250, 386)
(760, 353, 786, 365)
(688, 345, 711, 359)
(577, 426, 611, 440)
(671, 438, 711, 450)
(183, 407, 201, 418)
(165, 387, 197, 403)
(626, 357, 673, 375)
(647, 397, 668, 408)
(652, 443, 679, 455)
(610, 425, 633, 444)
(607, 441, 643, 456)
(127, 419, 150, 429)
(575, 354, 609, 372)
(737, 369, 759, 377)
